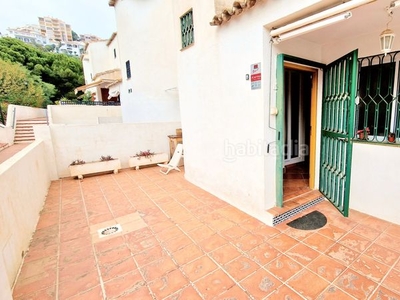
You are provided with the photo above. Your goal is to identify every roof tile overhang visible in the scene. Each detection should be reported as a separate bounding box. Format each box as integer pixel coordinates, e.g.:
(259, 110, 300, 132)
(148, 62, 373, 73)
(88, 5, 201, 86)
(107, 32, 117, 46)
(75, 69, 122, 94)
(105, 79, 122, 89)
(108, 0, 117, 7)
(74, 79, 109, 93)
(210, 0, 258, 26)
(93, 69, 121, 81)
(74, 79, 122, 94)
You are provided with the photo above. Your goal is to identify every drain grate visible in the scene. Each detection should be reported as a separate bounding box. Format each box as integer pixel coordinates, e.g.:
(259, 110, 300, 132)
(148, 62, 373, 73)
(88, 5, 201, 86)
(272, 196, 325, 226)
(97, 224, 122, 238)
(102, 227, 118, 235)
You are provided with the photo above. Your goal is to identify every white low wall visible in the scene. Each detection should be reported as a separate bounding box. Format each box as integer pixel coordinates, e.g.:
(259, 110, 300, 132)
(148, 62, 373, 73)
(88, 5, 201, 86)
(0, 254, 11, 300)
(6, 105, 47, 127)
(0, 141, 52, 299)
(48, 105, 122, 125)
(43, 122, 181, 178)
(350, 142, 400, 224)
(2, 105, 47, 145)
(0, 126, 14, 145)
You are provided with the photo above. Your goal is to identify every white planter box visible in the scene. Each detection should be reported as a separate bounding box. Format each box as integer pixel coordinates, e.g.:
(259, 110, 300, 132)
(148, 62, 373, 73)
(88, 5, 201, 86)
(69, 159, 121, 179)
(128, 153, 169, 170)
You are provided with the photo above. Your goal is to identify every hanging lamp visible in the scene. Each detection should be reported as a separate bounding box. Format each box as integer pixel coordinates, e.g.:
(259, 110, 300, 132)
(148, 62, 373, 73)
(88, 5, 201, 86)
(380, 3, 396, 55)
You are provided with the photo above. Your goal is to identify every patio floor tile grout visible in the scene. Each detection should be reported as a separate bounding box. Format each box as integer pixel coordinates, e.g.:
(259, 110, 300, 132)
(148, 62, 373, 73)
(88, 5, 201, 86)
(10, 167, 400, 299)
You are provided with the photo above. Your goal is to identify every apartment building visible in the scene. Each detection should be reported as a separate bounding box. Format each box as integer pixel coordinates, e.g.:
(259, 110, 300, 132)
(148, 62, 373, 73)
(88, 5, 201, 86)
(38, 16, 73, 42)
(7, 24, 47, 45)
(79, 33, 102, 43)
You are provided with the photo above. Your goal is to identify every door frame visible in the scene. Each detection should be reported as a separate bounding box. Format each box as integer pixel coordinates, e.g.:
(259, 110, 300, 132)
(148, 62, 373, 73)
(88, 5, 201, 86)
(284, 67, 306, 166)
(284, 62, 319, 188)
(276, 55, 324, 207)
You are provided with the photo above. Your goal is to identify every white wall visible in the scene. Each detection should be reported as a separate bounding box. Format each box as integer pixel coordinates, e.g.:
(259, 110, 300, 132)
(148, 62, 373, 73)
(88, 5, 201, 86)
(107, 34, 121, 70)
(43, 105, 180, 177)
(350, 143, 400, 224)
(6, 105, 47, 127)
(87, 41, 111, 76)
(178, 0, 269, 221)
(0, 256, 12, 300)
(45, 122, 181, 178)
(0, 126, 14, 145)
(112, 0, 181, 123)
(48, 105, 122, 125)
(0, 142, 52, 297)
(81, 54, 93, 85)
(33, 126, 59, 180)
(173, 0, 326, 222)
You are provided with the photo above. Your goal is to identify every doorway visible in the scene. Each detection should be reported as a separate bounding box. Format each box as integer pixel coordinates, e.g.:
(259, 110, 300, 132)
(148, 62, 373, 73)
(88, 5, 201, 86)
(283, 63, 318, 201)
(276, 52, 357, 217)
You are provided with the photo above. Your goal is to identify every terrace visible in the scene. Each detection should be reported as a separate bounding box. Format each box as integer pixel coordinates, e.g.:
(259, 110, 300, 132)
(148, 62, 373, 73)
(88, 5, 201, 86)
(10, 167, 400, 299)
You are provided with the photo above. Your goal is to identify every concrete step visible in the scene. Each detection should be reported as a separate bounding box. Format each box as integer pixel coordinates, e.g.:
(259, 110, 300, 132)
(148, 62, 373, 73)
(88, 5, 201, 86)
(14, 135, 34, 140)
(15, 133, 34, 137)
(13, 118, 47, 144)
(15, 126, 35, 130)
(16, 123, 47, 127)
(14, 139, 35, 144)
(17, 121, 47, 125)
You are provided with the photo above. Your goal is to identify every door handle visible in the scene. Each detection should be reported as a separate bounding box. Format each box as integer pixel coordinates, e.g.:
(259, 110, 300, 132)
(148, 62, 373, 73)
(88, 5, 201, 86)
(337, 137, 348, 142)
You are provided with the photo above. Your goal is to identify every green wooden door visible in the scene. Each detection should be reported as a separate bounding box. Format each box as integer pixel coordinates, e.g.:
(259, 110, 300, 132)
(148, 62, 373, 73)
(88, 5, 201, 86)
(320, 50, 358, 216)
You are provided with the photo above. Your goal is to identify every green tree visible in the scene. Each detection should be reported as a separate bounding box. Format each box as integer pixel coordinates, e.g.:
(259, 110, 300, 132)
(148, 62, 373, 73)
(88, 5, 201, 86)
(0, 58, 44, 108)
(44, 44, 56, 52)
(0, 37, 84, 101)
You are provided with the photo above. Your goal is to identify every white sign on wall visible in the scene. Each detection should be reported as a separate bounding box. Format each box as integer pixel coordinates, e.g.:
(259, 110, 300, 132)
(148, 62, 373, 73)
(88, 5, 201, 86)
(251, 63, 261, 90)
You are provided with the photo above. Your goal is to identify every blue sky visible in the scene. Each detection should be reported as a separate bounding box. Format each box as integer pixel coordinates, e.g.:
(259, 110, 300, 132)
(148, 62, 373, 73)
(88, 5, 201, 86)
(0, 0, 117, 39)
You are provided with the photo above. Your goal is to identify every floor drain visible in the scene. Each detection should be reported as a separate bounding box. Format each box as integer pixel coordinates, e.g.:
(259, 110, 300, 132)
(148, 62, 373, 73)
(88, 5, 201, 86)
(97, 224, 122, 238)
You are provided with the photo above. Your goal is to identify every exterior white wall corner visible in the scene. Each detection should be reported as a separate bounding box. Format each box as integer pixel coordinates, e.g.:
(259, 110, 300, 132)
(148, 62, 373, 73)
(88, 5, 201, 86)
(113, 0, 181, 123)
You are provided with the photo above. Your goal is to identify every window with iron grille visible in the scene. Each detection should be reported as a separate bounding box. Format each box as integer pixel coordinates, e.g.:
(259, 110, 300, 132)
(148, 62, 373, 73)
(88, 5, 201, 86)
(180, 9, 194, 49)
(126, 60, 131, 79)
(356, 52, 400, 143)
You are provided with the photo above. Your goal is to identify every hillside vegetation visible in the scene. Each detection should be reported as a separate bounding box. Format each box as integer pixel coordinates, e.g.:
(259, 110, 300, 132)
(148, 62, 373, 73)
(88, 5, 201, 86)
(0, 37, 84, 110)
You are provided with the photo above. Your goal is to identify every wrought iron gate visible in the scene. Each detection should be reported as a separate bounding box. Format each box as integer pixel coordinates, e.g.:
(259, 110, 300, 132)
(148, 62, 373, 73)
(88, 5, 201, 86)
(320, 50, 358, 216)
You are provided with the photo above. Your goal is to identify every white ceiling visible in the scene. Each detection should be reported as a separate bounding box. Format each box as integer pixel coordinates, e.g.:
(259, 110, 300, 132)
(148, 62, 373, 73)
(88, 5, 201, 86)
(281, 0, 400, 45)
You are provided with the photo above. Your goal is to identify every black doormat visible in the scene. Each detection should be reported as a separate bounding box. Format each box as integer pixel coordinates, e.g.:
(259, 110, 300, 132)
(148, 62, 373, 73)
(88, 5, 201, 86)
(286, 210, 327, 230)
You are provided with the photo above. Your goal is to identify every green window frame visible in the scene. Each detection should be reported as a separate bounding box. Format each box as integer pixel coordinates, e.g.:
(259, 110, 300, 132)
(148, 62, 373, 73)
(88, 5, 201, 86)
(356, 51, 400, 143)
(180, 9, 194, 49)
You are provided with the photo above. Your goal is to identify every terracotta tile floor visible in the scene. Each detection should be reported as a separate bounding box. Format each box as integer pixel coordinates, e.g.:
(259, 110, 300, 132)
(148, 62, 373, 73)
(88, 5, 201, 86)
(12, 167, 400, 299)
(283, 162, 311, 202)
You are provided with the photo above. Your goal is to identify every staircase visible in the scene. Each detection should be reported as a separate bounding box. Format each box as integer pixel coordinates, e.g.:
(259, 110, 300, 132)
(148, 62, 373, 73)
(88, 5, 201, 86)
(14, 118, 47, 144)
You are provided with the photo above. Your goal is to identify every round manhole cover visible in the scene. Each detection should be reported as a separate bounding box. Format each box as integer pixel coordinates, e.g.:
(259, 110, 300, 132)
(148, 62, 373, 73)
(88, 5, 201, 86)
(101, 226, 119, 236)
